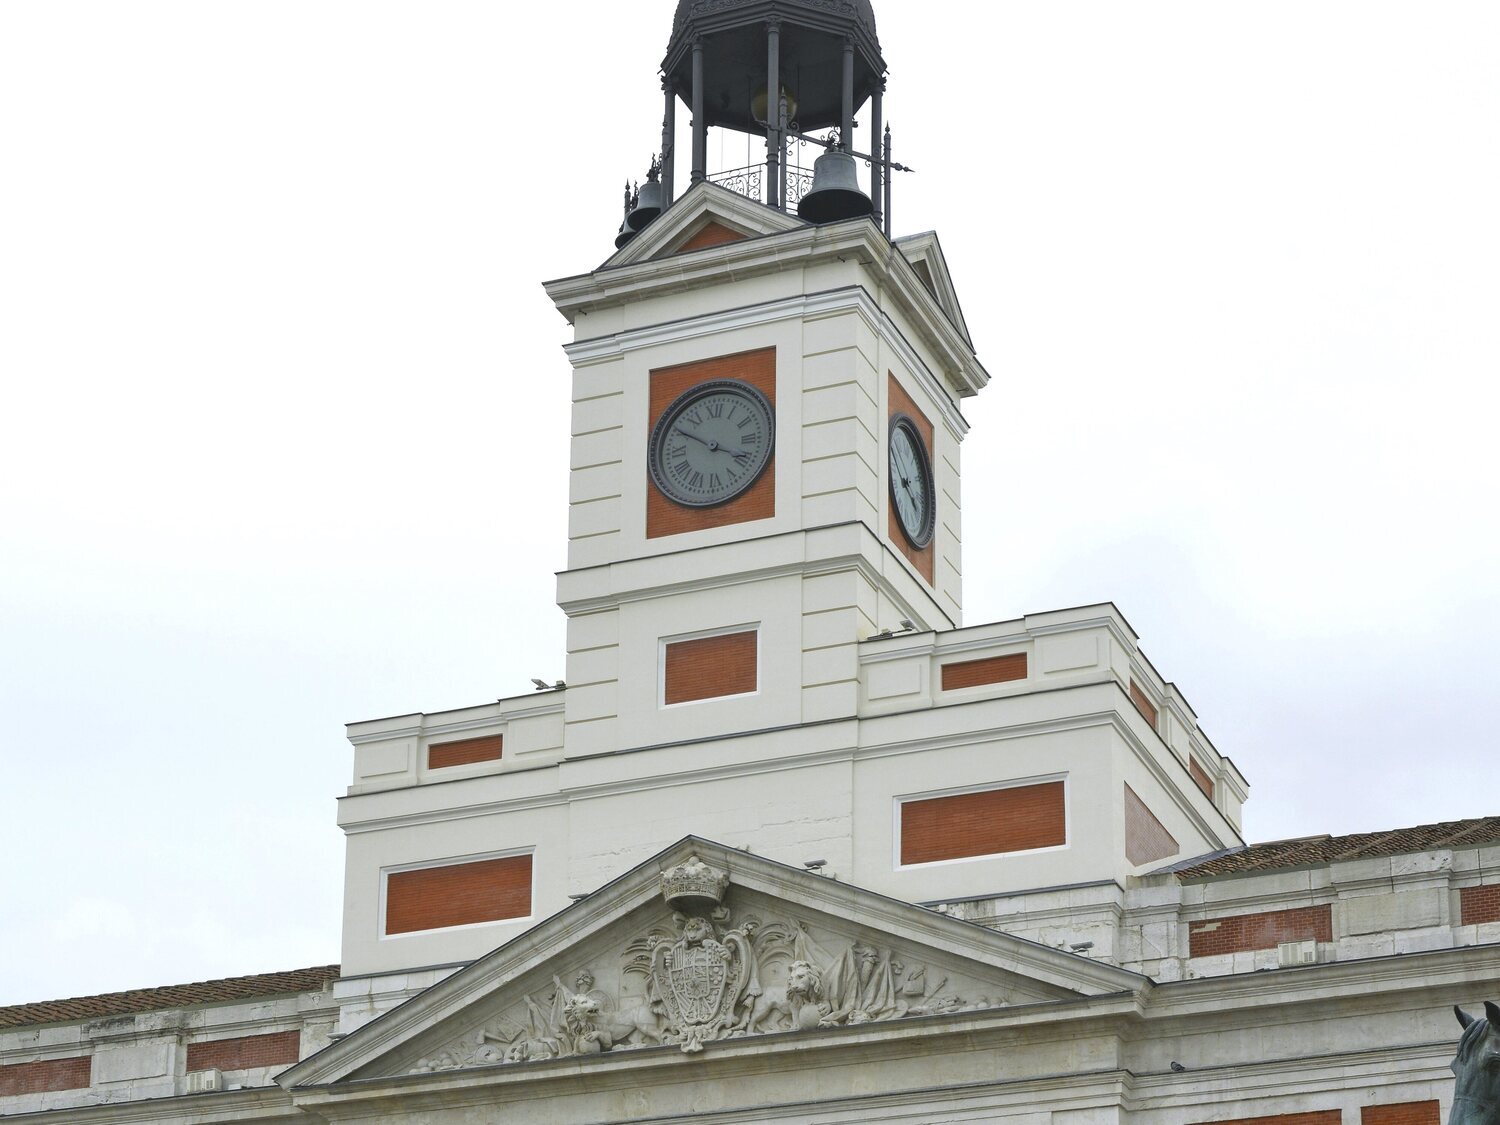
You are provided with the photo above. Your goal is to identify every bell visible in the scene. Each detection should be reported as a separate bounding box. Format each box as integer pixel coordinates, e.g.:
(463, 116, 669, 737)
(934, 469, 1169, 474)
(614, 217, 638, 249)
(797, 147, 874, 224)
(626, 176, 663, 232)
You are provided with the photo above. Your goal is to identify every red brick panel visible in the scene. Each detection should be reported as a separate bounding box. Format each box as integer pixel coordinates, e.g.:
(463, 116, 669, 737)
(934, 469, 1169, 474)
(1362, 1102, 1441, 1125)
(1125, 783, 1180, 866)
(1190, 1112, 1341, 1125)
(941, 652, 1027, 691)
(385, 854, 533, 936)
(427, 734, 503, 770)
(185, 1030, 300, 1073)
(647, 348, 776, 538)
(663, 629, 758, 705)
(900, 781, 1066, 866)
(675, 220, 746, 253)
(1461, 884, 1500, 925)
(1129, 680, 1158, 729)
(1189, 757, 1215, 800)
(0, 1056, 91, 1096)
(1188, 905, 1333, 957)
(887, 373, 935, 585)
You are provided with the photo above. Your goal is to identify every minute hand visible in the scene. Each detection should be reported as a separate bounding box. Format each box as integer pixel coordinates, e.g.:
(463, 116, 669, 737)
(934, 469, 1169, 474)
(674, 424, 748, 458)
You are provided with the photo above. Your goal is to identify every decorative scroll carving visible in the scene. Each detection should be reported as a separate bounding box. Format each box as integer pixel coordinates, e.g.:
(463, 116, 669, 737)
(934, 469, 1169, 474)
(411, 856, 1004, 1073)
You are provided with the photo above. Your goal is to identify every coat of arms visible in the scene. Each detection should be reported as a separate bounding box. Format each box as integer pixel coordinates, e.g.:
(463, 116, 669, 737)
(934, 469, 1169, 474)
(648, 855, 757, 1052)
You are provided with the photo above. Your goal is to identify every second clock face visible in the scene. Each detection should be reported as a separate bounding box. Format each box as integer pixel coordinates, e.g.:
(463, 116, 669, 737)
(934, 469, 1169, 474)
(648, 379, 775, 508)
(889, 413, 935, 548)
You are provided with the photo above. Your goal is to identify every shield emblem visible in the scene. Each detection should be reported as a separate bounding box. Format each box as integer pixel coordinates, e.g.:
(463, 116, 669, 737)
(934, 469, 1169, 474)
(659, 942, 730, 1024)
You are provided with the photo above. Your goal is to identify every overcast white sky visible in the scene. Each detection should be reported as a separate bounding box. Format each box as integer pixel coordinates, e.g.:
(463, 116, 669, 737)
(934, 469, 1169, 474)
(2, 1, 1496, 1007)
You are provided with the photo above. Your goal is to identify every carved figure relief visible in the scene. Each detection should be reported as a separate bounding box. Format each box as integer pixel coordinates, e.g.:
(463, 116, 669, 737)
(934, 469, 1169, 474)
(411, 855, 1005, 1073)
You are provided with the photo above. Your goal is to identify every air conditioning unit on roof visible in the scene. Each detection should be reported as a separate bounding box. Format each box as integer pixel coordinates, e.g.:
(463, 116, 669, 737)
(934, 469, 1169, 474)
(184, 1068, 224, 1094)
(1277, 939, 1319, 967)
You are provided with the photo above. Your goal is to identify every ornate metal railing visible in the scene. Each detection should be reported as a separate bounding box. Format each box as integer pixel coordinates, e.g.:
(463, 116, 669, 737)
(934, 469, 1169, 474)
(708, 163, 815, 211)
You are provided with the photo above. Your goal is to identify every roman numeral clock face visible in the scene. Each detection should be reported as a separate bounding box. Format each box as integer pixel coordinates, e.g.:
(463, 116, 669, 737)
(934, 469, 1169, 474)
(889, 413, 936, 548)
(648, 379, 775, 507)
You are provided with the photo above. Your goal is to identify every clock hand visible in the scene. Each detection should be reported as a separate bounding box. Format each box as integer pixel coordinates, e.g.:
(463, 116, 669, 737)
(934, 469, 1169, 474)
(674, 424, 752, 459)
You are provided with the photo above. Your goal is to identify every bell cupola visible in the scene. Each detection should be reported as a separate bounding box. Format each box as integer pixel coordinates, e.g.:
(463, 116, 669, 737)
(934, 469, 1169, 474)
(614, 0, 896, 247)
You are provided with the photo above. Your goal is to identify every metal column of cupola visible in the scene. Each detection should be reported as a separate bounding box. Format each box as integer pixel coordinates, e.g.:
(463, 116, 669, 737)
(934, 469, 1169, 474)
(615, 0, 899, 249)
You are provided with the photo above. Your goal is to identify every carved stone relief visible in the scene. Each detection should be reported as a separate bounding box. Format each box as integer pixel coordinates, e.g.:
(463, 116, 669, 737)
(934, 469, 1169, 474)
(411, 855, 1007, 1073)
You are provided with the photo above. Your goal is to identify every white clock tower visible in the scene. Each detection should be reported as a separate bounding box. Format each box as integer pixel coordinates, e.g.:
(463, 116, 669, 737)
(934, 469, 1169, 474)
(334, 0, 1246, 987)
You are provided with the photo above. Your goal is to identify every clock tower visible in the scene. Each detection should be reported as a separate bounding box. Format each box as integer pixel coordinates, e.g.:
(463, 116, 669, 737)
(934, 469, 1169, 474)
(335, 0, 1244, 983)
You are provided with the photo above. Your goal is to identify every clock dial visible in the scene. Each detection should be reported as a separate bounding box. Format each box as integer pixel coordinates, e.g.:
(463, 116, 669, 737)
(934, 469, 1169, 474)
(888, 414, 935, 548)
(648, 379, 775, 508)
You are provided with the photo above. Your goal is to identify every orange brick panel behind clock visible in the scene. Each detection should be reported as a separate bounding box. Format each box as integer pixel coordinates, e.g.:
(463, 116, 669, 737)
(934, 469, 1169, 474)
(186, 1031, 300, 1073)
(1188, 904, 1333, 957)
(1190, 1112, 1342, 1125)
(940, 652, 1027, 691)
(1362, 1102, 1440, 1125)
(663, 629, 758, 705)
(427, 734, 503, 770)
(647, 347, 776, 538)
(900, 781, 1066, 865)
(887, 373, 935, 584)
(385, 854, 533, 935)
(0, 1056, 91, 1096)
(1460, 884, 1500, 925)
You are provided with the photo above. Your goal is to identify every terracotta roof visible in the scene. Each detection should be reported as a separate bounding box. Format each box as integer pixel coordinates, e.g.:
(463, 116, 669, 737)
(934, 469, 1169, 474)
(0, 965, 340, 1029)
(1170, 817, 1500, 880)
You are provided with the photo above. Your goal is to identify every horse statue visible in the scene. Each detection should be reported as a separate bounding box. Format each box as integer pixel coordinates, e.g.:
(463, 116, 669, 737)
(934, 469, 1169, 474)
(1451, 1002, 1500, 1125)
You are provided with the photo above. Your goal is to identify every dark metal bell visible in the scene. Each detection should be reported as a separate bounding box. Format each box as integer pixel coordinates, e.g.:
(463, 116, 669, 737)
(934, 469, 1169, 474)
(797, 148, 874, 224)
(614, 218, 638, 249)
(626, 177, 663, 232)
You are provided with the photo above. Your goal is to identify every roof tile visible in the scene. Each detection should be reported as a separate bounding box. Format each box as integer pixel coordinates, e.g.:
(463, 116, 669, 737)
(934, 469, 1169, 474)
(1171, 816, 1500, 879)
(0, 965, 340, 1029)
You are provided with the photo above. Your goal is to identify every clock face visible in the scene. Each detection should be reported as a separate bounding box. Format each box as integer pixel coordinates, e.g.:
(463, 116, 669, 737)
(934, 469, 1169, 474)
(888, 414, 935, 548)
(648, 379, 775, 508)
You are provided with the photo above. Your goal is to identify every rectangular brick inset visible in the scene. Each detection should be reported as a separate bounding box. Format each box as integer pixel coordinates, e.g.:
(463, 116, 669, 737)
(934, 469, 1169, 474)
(1190, 1113, 1342, 1125)
(646, 347, 776, 538)
(1129, 680, 1158, 728)
(1362, 1102, 1441, 1125)
(427, 734, 503, 770)
(1125, 783, 1180, 866)
(385, 853, 533, 935)
(0, 1056, 91, 1096)
(663, 629, 757, 705)
(941, 652, 1027, 691)
(1188, 904, 1333, 957)
(887, 373, 935, 585)
(1189, 757, 1215, 800)
(1461, 884, 1500, 925)
(900, 781, 1066, 865)
(186, 1030, 300, 1073)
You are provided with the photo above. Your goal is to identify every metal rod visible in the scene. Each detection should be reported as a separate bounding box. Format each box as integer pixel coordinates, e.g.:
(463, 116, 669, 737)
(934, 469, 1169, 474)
(870, 78, 884, 226)
(691, 39, 706, 182)
(766, 19, 781, 209)
(883, 124, 893, 237)
(841, 39, 855, 149)
(661, 77, 676, 206)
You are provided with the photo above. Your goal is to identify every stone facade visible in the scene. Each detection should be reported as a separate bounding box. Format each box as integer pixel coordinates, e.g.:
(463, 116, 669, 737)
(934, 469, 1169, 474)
(4, 7, 1496, 1121)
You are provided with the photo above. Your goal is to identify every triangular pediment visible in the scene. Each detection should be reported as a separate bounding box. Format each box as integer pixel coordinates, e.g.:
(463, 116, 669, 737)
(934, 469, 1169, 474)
(280, 838, 1144, 1089)
(605, 180, 805, 268)
(894, 230, 973, 347)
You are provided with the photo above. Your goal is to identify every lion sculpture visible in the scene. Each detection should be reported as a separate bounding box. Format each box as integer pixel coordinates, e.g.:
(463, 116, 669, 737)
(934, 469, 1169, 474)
(743, 959, 828, 1034)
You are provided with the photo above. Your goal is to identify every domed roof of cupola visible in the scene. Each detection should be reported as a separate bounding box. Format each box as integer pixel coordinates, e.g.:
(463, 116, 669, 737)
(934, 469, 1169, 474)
(663, 0, 886, 137)
(670, 0, 879, 47)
